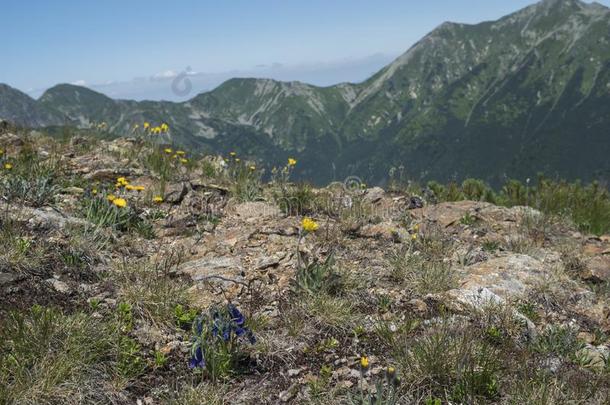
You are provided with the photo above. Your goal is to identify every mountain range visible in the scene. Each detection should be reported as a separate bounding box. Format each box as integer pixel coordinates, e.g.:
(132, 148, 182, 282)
(2, 0, 610, 186)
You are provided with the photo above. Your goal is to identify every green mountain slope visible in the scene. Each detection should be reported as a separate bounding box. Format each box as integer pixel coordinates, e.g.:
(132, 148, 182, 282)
(1, 0, 610, 185)
(0, 84, 64, 127)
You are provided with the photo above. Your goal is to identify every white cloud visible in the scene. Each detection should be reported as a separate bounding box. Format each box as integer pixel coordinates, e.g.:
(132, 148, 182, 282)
(151, 70, 178, 80)
(71, 79, 87, 86)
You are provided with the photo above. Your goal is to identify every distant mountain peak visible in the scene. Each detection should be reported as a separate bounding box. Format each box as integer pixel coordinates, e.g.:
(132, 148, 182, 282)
(538, 0, 579, 7)
(40, 83, 110, 100)
(534, 0, 608, 14)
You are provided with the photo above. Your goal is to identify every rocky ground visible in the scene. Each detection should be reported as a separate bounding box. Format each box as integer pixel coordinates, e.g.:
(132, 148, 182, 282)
(1, 131, 609, 404)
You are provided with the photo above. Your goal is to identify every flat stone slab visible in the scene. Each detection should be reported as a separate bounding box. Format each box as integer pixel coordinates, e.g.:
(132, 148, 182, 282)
(178, 256, 243, 282)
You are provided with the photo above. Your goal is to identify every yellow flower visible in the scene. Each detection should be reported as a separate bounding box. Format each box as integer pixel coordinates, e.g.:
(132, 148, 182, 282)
(107, 194, 116, 202)
(229, 151, 237, 157)
(92, 188, 98, 195)
(125, 184, 145, 192)
(360, 356, 369, 369)
(116, 177, 129, 186)
(301, 217, 319, 232)
(411, 233, 417, 241)
(235, 158, 240, 163)
(112, 198, 127, 208)
(249, 165, 256, 171)
(160, 123, 169, 132)
(288, 158, 297, 167)
(387, 366, 396, 375)
(180, 158, 188, 164)
(4, 163, 13, 170)
(176, 150, 186, 155)
(153, 196, 164, 204)
(164, 148, 173, 154)
(144, 122, 150, 129)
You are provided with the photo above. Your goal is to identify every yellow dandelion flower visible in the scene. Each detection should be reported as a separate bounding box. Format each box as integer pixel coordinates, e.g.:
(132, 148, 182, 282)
(176, 150, 186, 155)
(413, 224, 420, 232)
(301, 217, 319, 232)
(125, 184, 135, 191)
(133, 185, 145, 191)
(180, 158, 188, 164)
(360, 356, 369, 369)
(249, 165, 256, 171)
(160, 123, 169, 132)
(92, 188, 98, 195)
(229, 151, 237, 157)
(153, 196, 164, 204)
(112, 198, 127, 208)
(144, 122, 150, 129)
(288, 158, 297, 167)
(164, 148, 173, 154)
(4, 163, 13, 170)
(411, 233, 417, 241)
(235, 158, 240, 163)
(116, 177, 129, 186)
(107, 194, 117, 202)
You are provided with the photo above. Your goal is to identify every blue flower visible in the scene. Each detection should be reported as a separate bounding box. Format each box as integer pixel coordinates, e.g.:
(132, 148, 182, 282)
(222, 328, 231, 342)
(235, 326, 246, 337)
(228, 304, 245, 326)
(189, 346, 205, 369)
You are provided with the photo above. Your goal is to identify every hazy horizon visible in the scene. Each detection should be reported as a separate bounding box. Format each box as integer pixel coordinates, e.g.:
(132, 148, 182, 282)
(4, 0, 609, 101)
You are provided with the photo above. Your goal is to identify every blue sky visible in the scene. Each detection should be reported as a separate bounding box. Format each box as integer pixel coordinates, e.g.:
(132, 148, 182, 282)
(2, 0, 609, 100)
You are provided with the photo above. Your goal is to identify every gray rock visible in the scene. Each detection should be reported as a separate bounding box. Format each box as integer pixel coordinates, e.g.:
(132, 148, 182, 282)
(46, 278, 71, 294)
(581, 256, 610, 283)
(0, 133, 24, 147)
(363, 187, 385, 204)
(233, 202, 281, 220)
(255, 254, 285, 270)
(25, 208, 89, 230)
(178, 256, 244, 284)
(541, 357, 562, 373)
(287, 368, 302, 377)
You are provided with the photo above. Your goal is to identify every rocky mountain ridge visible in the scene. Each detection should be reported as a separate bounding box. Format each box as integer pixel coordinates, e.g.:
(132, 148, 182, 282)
(2, 0, 610, 185)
